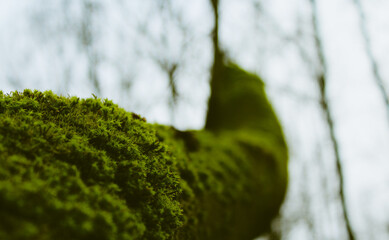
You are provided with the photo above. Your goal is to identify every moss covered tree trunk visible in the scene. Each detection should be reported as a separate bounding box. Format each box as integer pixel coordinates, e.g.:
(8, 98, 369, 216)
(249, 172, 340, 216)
(0, 60, 287, 239)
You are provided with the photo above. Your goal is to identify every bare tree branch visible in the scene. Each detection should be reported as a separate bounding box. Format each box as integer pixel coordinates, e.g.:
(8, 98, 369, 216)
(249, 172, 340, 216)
(79, 0, 102, 96)
(352, 0, 389, 122)
(134, 0, 194, 123)
(210, 0, 221, 62)
(308, 0, 357, 239)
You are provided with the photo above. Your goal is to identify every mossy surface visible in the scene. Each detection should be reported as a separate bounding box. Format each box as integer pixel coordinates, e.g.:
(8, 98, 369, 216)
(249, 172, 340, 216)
(0, 90, 181, 240)
(0, 64, 287, 239)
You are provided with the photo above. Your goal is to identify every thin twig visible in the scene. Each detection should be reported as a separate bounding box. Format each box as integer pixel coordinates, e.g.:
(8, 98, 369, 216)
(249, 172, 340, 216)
(308, 0, 357, 239)
(352, 0, 389, 122)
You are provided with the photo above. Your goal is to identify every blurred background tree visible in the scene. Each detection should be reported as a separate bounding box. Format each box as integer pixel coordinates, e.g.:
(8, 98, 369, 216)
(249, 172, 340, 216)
(1, 0, 389, 239)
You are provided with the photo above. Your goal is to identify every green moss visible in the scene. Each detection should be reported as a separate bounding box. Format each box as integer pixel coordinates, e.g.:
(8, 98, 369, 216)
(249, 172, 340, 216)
(206, 63, 284, 137)
(0, 90, 180, 240)
(0, 64, 287, 240)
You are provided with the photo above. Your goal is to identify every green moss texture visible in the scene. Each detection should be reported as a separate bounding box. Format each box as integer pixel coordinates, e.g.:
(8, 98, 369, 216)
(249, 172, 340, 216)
(0, 63, 288, 240)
